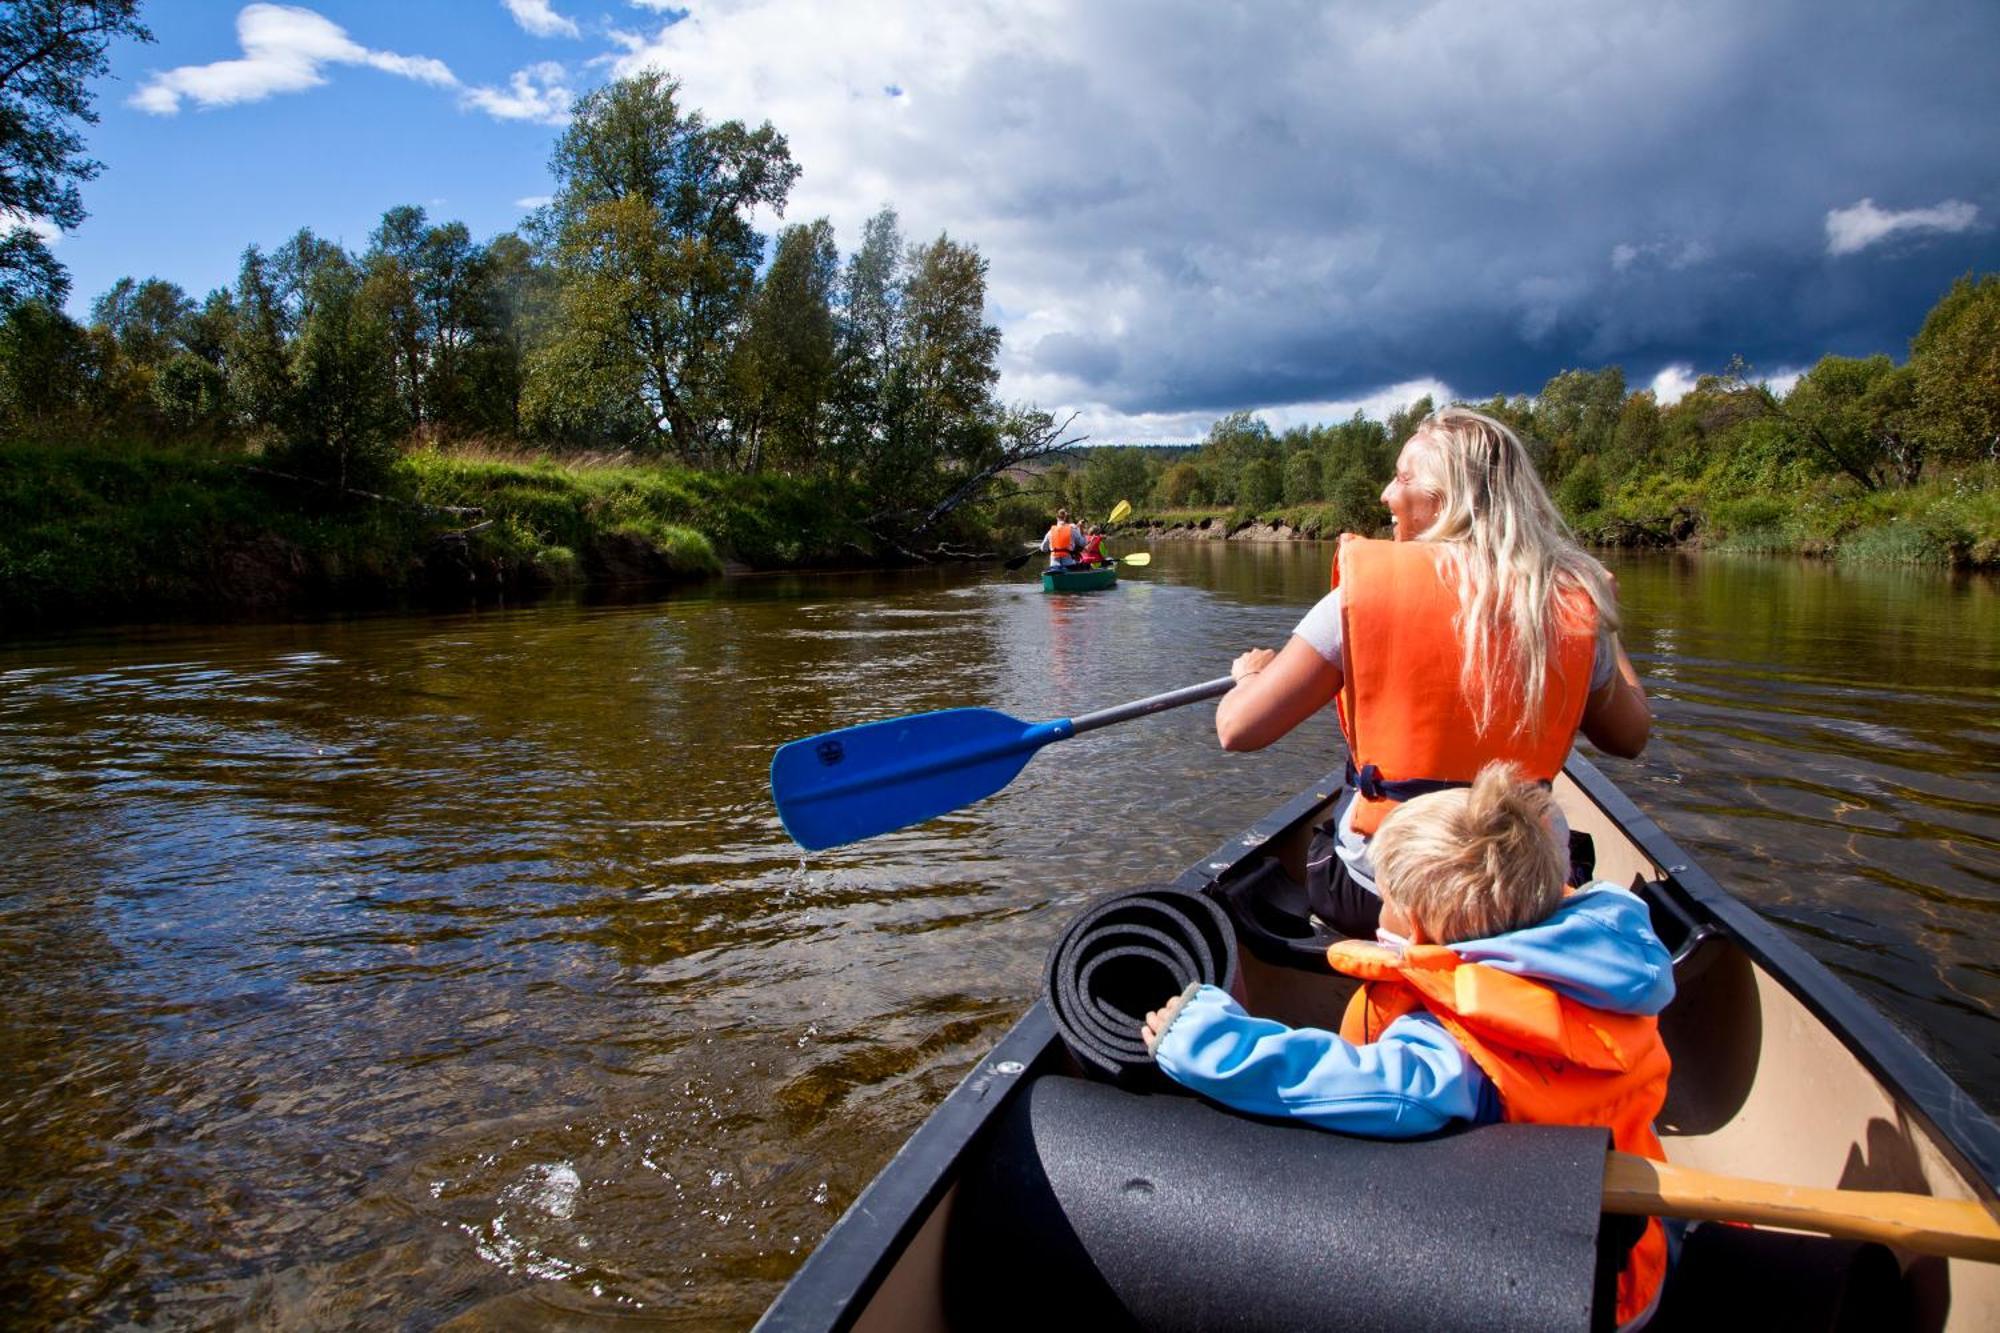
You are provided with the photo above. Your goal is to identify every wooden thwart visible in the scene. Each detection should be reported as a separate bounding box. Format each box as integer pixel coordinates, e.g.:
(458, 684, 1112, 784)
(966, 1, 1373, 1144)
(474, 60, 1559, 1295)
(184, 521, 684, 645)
(1604, 1150, 2000, 1263)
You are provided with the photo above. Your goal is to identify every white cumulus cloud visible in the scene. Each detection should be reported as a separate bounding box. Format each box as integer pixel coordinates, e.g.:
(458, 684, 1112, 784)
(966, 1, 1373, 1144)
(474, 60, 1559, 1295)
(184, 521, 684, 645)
(463, 62, 574, 124)
(129, 4, 455, 113)
(1649, 364, 1698, 406)
(504, 0, 581, 39)
(1825, 197, 1978, 256)
(1, 210, 63, 246)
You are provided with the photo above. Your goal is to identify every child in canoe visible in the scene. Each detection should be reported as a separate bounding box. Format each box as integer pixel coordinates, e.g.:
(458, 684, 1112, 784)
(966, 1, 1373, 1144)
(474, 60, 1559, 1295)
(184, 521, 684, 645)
(1079, 524, 1108, 566)
(1142, 761, 1676, 1328)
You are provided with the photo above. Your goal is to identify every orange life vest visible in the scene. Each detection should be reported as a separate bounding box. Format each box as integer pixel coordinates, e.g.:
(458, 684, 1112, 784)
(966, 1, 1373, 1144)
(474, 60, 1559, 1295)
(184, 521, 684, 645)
(1048, 523, 1076, 557)
(1334, 535, 1598, 835)
(1328, 938, 1670, 1327)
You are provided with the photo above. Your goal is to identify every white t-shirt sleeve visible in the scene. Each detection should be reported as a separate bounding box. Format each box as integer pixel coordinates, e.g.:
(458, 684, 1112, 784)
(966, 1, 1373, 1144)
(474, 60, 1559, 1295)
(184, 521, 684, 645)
(1292, 588, 1344, 665)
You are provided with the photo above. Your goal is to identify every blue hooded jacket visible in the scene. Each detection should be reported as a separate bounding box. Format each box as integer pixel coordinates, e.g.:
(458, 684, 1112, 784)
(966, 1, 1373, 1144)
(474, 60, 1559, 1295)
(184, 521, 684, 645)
(1151, 884, 1675, 1137)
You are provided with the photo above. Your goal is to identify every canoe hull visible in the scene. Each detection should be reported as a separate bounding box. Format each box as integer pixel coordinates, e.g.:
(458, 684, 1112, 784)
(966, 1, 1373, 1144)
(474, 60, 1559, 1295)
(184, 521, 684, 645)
(1040, 565, 1117, 592)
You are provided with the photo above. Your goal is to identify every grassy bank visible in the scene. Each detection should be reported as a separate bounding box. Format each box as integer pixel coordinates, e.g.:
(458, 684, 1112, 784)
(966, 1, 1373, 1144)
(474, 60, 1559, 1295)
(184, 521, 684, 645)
(1586, 465, 2000, 567)
(1117, 464, 2000, 569)
(0, 440, 873, 632)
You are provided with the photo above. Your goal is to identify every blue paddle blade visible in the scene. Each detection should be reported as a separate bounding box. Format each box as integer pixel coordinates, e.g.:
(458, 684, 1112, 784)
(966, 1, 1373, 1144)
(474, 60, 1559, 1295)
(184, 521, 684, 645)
(771, 707, 1071, 851)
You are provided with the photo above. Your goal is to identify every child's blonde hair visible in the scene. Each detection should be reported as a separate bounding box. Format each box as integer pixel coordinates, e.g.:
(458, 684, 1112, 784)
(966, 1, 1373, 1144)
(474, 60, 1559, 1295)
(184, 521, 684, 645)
(1371, 762, 1566, 943)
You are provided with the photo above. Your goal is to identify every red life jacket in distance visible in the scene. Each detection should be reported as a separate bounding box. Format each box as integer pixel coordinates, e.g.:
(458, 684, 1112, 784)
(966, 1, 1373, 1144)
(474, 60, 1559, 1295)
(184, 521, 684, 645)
(1081, 533, 1105, 564)
(1334, 535, 1597, 835)
(1327, 938, 1671, 1327)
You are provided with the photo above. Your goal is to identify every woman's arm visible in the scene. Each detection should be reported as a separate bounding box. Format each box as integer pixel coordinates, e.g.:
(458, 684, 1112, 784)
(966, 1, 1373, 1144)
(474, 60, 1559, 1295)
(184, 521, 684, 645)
(1580, 635, 1650, 758)
(1215, 634, 1343, 751)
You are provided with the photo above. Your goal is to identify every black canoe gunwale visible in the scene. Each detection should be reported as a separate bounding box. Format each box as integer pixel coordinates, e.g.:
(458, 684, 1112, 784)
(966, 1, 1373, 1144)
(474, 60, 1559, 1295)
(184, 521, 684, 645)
(756, 757, 2000, 1330)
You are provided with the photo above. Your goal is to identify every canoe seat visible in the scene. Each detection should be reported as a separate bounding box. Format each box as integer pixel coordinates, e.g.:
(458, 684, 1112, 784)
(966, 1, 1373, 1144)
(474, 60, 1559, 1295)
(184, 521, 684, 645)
(1207, 855, 1343, 969)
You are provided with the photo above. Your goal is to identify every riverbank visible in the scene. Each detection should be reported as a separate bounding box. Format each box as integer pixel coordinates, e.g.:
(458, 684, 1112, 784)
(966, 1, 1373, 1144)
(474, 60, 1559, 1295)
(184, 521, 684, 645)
(0, 440, 879, 633)
(1127, 468, 2000, 568)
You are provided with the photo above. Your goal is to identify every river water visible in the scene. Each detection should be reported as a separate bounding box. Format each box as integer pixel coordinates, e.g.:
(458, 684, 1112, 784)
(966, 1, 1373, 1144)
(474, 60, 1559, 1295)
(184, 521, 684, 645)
(1, 544, 1995, 1326)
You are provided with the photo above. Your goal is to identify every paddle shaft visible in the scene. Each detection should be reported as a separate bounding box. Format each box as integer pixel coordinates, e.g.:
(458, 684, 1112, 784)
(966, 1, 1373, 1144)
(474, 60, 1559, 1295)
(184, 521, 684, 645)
(1070, 676, 1234, 736)
(1603, 1150, 2000, 1263)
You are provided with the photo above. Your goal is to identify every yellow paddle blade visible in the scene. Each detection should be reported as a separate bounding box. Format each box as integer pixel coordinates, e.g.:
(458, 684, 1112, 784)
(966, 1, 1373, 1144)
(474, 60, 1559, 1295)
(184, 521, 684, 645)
(1116, 552, 1151, 566)
(1107, 499, 1132, 524)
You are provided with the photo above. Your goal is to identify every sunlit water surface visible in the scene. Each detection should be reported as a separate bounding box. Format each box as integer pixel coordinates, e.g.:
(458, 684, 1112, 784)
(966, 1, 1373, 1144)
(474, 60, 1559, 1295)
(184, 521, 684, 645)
(1, 544, 1994, 1325)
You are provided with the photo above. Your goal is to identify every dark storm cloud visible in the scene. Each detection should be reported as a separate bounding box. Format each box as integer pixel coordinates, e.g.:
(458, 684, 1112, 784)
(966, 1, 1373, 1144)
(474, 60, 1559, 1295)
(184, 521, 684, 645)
(629, 0, 1997, 428)
(973, 0, 1999, 415)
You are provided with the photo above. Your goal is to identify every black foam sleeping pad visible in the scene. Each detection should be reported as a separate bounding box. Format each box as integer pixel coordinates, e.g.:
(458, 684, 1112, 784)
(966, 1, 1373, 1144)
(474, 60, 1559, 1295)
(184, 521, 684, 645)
(1042, 885, 1239, 1084)
(945, 1075, 1610, 1333)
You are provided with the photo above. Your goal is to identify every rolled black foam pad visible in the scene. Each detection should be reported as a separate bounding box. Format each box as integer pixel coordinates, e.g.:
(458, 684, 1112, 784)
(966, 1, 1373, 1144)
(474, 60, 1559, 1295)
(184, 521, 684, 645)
(1043, 886, 1238, 1085)
(947, 1075, 1608, 1333)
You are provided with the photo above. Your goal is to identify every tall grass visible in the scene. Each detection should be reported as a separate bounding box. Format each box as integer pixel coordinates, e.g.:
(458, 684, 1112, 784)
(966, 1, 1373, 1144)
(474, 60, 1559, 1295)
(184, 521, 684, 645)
(0, 439, 868, 631)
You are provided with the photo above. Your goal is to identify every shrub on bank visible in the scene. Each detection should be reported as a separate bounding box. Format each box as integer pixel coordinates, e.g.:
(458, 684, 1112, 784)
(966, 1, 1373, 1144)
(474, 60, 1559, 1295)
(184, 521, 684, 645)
(0, 439, 878, 631)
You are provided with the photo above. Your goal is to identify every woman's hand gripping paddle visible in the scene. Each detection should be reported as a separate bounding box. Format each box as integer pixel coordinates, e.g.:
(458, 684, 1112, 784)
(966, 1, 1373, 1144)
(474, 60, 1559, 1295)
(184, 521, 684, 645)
(770, 677, 1234, 850)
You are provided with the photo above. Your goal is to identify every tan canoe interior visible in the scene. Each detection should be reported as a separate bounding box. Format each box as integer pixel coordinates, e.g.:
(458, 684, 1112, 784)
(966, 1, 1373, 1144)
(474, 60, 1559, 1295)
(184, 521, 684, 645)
(846, 775, 1998, 1332)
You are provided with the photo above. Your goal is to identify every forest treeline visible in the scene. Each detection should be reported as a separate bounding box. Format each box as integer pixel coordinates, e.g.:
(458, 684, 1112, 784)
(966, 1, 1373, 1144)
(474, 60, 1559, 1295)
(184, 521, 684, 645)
(0, 73, 1073, 538)
(3, 40, 1997, 631)
(1034, 273, 1999, 568)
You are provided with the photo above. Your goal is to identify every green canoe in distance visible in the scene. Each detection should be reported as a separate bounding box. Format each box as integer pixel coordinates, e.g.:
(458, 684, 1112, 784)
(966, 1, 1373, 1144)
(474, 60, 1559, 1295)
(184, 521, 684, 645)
(1041, 564, 1118, 593)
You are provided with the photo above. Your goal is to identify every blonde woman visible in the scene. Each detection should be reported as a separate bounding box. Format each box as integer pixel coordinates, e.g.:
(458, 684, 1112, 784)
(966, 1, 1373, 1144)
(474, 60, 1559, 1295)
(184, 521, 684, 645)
(1215, 407, 1651, 936)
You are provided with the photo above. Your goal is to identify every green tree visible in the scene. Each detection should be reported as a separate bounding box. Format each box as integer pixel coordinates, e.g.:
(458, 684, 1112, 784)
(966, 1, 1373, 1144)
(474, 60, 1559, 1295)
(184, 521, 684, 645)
(89, 275, 191, 368)
(228, 232, 398, 487)
(1079, 446, 1151, 518)
(362, 205, 513, 438)
(471, 232, 541, 438)
(1239, 455, 1282, 511)
(1383, 394, 1434, 448)
(1325, 469, 1383, 536)
(1282, 448, 1322, 504)
(1782, 354, 1921, 487)
(897, 232, 1001, 472)
(0, 1, 152, 308)
(1533, 367, 1625, 481)
(1156, 460, 1205, 507)
(829, 207, 903, 481)
(733, 218, 837, 473)
(1604, 390, 1662, 484)
(0, 298, 98, 436)
(1321, 410, 1392, 493)
(537, 72, 799, 463)
(1908, 273, 2000, 466)
(283, 246, 399, 488)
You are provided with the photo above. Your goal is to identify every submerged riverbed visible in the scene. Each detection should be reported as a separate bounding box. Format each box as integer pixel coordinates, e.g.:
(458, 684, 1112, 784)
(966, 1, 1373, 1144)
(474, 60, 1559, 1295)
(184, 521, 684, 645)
(1, 545, 1995, 1325)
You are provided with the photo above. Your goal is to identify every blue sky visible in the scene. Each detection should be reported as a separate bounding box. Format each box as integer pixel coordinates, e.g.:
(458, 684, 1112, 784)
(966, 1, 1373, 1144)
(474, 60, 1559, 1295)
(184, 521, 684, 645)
(57, 1, 2000, 442)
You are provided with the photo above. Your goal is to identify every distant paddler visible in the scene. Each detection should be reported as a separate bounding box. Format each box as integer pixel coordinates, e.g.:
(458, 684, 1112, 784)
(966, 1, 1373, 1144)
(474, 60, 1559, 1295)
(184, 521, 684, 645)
(1041, 508, 1084, 569)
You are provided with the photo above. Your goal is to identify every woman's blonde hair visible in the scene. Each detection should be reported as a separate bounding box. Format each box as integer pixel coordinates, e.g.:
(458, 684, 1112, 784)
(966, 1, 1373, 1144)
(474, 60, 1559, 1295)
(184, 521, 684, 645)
(1403, 407, 1617, 736)
(1372, 762, 1566, 943)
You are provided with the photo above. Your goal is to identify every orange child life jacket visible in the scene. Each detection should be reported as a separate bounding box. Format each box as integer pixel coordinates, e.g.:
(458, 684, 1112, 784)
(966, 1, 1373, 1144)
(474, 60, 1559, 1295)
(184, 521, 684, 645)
(1327, 939, 1671, 1328)
(1048, 523, 1076, 557)
(1334, 535, 1598, 836)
